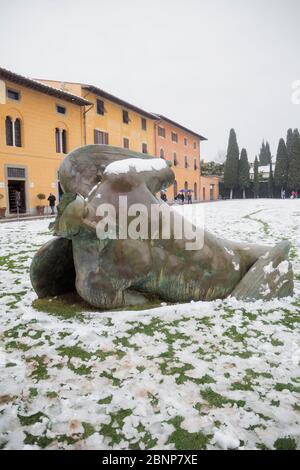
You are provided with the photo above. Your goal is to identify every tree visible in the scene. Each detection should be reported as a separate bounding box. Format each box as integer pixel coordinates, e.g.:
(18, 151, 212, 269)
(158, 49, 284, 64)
(253, 156, 259, 198)
(224, 129, 239, 199)
(268, 160, 274, 198)
(274, 138, 288, 192)
(286, 128, 293, 162)
(200, 160, 224, 177)
(259, 140, 271, 165)
(288, 129, 300, 191)
(238, 148, 250, 198)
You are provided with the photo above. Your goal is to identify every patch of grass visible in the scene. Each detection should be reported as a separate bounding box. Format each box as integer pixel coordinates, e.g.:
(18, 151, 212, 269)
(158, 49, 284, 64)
(46, 391, 58, 399)
(292, 403, 300, 412)
(23, 432, 53, 449)
(224, 326, 247, 343)
(231, 381, 254, 392)
(27, 356, 49, 381)
(274, 383, 300, 393)
(274, 437, 297, 450)
(67, 362, 92, 376)
(201, 387, 245, 408)
(98, 395, 112, 405)
(100, 370, 121, 386)
(32, 292, 96, 320)
(167, 416, 211, 450)
(129, 423, 157, 450)
(29, 388, 38, 399)
(18, 411, 47, 426)
(100, 409, 133, 446)
(57, 344, 92, 361)
(82, 422, 96, 439)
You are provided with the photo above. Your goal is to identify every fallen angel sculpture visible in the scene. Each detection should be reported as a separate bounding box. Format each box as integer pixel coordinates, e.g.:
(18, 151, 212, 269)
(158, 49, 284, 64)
(30, 145, 293, 309)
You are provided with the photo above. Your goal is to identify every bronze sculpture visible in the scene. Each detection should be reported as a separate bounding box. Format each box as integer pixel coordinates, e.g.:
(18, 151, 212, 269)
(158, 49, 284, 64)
(30, 145, 293, 309)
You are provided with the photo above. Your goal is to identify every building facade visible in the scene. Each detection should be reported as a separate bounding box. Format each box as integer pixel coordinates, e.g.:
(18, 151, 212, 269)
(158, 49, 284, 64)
(153, 115, 206, 201)
(0, 67, 218, 216)
(0, 68, 90, 215)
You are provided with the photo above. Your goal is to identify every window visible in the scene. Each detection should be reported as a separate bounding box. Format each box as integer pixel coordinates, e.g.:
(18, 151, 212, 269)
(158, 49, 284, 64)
(7, 89, 20, 101)
(14, 119, 22, 147)
(123, 137, 129, 149)
(193, 141, 197, 150)
(7, 167, 25, 178)
(94, 129, 109, 145)
(184, 156, 188, 168)
(6, 116, 22, 147)
(194, 159, 197, 170)
(142, 143, 148, 154)
(184, 137, 188, 146)
(184, 181, 188, 191)
(123, 110, 130, 124)
(173, 152, 178, 166)
(160, 148, 165, 159)
(6, 117, 13, 146)
(158, 126, 166, 138)
(97, 99, 105, 115)
(141, 118, 147, 130)
(62, 129, 67, 154)
(171, 132, 178, 143)
(56, 105, 66, 115)
(56, 128, 67, 154)
(55, 128, 60, 153)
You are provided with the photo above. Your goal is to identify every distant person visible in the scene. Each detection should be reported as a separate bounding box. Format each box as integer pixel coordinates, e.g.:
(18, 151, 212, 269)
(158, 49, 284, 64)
(187, 191, 192, 204)
(180, 193, 185, 204)
(48, 193, 56, 214)
(281, 189, 286, 199)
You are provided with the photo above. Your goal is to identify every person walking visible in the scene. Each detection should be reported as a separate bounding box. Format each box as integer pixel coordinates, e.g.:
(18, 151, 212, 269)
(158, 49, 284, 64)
(281, 189, 286, 199)
(187, 191, 192, 204)
(48, 193, 56, 214)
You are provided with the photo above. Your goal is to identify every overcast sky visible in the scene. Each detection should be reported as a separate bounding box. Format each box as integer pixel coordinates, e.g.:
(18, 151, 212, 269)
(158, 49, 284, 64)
(1, 0, 300, 161)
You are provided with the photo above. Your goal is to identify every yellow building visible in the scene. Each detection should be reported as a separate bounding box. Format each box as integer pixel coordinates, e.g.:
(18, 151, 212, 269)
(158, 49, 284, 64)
(0, 68, 90, 215)
(36, 79, 157, 156)
(0, 67, 216, 216)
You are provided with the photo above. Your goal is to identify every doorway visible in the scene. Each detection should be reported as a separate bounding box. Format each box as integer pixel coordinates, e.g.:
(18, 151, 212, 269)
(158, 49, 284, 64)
(8, 180, 26, 214)
(210, 185, 214, 201)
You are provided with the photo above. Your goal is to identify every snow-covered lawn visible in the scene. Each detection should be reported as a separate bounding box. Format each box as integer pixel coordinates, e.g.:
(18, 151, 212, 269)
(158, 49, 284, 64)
(0, 199, 299, 450)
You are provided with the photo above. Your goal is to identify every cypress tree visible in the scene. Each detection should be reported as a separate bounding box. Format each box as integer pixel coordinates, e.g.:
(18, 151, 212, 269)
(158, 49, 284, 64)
(286, 128, 293, 162)
(238, 148, 250, 199)
(253, 156, 259, 198)
(288, 129, 300, 191)
(224, 129, 239, 199)
(274, 138, 288, 192)
(268, 160, 274, 198)
(259, 141, 271, 165)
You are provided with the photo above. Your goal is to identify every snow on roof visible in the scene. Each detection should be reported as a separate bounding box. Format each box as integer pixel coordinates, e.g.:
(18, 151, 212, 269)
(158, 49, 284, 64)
(104, 158, 168, 175)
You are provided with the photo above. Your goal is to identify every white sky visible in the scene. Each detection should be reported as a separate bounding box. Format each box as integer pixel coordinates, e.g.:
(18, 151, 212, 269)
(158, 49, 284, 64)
(0, 0, 299, 161)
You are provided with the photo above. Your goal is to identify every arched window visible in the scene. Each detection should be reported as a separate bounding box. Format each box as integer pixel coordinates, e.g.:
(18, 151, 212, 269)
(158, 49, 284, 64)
(55, 128, 60, 153)
(6, 117, 13, 146)
(173, 180, 178, 199)
(62, 129, 67, 154)
(173, 152, 178, 166)
(55, 128, 67, 154)
(160, 148, 165, 159)
(194, 182, 197, 200)
(14, 118, 22, 147)
(184, 156, 188, 168)
(184, 181, 188, 191)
